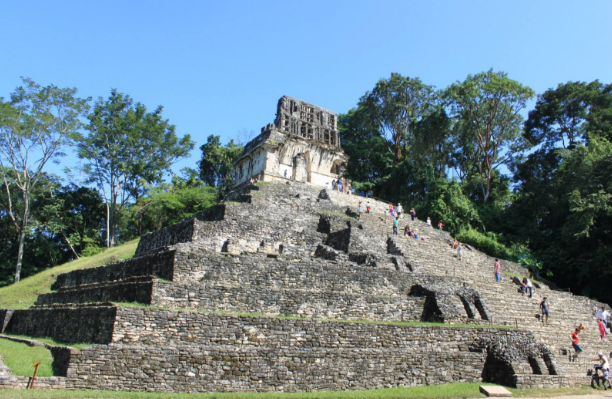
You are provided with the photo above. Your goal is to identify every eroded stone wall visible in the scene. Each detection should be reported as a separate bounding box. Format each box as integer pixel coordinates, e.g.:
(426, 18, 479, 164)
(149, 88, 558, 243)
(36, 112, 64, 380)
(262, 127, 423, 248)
(1, 305, 116, 344)
(36, 278, 154, 306)
(52, 250, 176, 290)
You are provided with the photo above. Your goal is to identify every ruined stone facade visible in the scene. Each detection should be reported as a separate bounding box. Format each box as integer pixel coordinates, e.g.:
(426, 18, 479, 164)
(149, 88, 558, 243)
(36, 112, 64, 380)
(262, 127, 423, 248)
(233, 96, 348, 186)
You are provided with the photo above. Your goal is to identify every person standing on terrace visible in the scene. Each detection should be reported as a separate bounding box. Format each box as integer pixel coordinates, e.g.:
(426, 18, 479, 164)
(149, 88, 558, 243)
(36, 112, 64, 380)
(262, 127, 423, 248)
(494, 259, 501, 283)
(525, 277, 533, 298)
(539, 297, 550, 325)
(596, 307, 610, 332)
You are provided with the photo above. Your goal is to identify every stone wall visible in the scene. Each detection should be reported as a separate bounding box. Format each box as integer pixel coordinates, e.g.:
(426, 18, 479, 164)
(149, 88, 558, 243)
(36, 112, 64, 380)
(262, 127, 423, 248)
(36, 278, 154, 306)
(67, 344, 484, 392)
(67, 317, 548, 392)
(151, 281, 425, 321)
(135, 218, 195, 256)
(1, 305, 116, 344)
(134, 204, 228, 256)
(111, 308, 474, 347)
(52, 250, 176, 290)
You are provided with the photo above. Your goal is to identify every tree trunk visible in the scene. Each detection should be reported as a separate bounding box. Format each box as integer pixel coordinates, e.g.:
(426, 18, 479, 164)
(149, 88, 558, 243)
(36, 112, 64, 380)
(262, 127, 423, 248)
(61, 230, 80, 260)
(106, 203, 110, 248)
(14, 194, 30, 283)
(14, 229, 26, 283)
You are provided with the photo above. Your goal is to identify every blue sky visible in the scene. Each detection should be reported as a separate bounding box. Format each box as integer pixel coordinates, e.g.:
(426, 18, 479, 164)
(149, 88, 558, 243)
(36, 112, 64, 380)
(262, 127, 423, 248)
(1, 0, 611, 180)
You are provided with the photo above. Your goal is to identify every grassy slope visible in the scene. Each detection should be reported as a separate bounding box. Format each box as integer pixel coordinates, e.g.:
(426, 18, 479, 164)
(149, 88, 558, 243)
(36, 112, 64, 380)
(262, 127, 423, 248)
(0, 338, 54, 377)
(0, 239, 139, 309)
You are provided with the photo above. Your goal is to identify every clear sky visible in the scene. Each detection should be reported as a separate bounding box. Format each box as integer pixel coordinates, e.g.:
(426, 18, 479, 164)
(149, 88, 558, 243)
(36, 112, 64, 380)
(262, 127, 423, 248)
(1, 0, 611, 180)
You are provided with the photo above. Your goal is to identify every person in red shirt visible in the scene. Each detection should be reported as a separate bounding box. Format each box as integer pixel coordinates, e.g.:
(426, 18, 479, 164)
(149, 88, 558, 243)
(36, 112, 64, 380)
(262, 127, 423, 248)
(571, 328, 582, 361)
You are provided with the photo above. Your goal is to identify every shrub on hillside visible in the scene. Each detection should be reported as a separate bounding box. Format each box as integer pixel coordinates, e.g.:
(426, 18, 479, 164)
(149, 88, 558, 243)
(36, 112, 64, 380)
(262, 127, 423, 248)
(457, 227, 516, 261)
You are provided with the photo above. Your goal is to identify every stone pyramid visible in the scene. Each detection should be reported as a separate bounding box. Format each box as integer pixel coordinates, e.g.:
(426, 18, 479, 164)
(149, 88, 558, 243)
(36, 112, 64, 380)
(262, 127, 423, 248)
(1, 180, 609, 393)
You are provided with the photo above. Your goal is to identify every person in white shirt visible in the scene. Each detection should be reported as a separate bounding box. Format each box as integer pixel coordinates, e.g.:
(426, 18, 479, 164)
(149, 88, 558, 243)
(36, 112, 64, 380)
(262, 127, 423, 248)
(594, 352, 611, 389)
(525, 278, 533, 298)
(597, 307, 611, 332)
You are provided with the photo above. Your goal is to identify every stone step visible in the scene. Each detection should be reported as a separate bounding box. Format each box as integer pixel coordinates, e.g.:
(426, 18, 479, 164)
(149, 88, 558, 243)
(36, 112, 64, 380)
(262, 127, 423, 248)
(37, 277, 155, 306)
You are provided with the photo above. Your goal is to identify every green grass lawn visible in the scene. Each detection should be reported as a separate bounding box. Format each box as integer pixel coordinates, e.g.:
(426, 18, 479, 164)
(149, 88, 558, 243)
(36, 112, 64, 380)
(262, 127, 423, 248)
(0, 383, 593, 398)
(0, 239, 139, 309)
(0, 338, 54, 377)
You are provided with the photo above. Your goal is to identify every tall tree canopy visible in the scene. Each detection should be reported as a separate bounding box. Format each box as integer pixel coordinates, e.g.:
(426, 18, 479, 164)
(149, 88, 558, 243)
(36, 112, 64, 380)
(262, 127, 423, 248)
(0, 78, 88, 282)
(359, 73, 437, 164)
(524, 81, 601, 149)
(445, 70, 534, 203)
(78, 89, 194, 247)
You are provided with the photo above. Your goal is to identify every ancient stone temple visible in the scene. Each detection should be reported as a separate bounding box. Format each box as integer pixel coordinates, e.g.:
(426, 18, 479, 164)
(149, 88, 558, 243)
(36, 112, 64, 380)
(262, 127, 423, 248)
(233, 96, 348, 186)
(0, 150, 610, 392)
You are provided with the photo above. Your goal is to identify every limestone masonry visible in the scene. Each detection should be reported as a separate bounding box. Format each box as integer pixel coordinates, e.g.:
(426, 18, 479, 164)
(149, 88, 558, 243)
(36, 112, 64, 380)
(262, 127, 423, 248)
(0, 98, 610, 393)
(233, 96, 348, 186)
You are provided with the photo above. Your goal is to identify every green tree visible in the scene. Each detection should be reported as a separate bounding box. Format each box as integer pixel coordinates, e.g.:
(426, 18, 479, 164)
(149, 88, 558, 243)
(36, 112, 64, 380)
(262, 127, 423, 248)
(132, 172, 217, 234)
(586, 83, 612, 141)
(445, 70, 534, 203)
(524, 81, 600, 149)
(412, 106, 453, 179)
(423, 177, 482, 234)
(550, 139, 612, 300)
(78, 89, 194, 247)
(36, 184, 105, 258)
(0, 78, 89, 282)
(198, 135, 242, 196)
(338, 107, 393, 195)
(359, 73, 437, 164)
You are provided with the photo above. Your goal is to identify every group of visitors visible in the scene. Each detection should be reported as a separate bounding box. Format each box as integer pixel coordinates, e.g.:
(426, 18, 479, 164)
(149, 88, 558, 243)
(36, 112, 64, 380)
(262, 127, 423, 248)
(571, 330, 612, 389)
(568, 307, 612, 389)
(520, 277, 534, 298)
(331, 179, 344, 192)
(425, 217, 444, 230)
(326, 179, 373, 197)
(596, 306, 611, 341)
(357, 201, 372, 218)
(403, 224, 423, 240)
